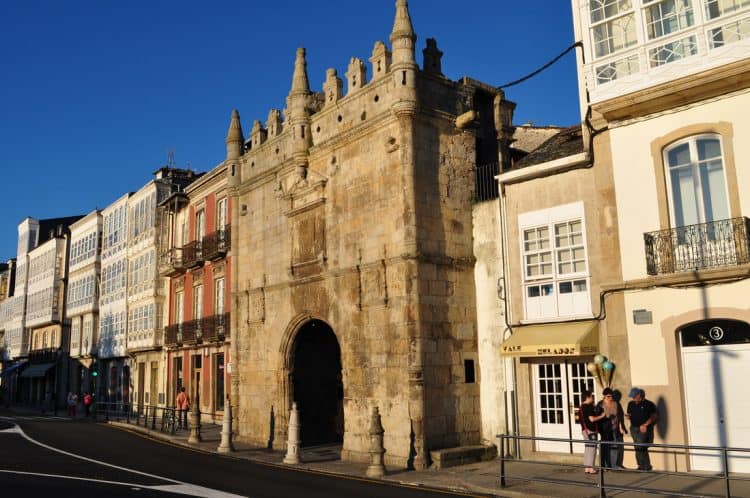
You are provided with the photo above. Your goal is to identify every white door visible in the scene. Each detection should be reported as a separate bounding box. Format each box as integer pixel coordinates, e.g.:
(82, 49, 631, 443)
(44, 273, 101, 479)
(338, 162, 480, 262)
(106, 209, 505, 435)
(533, 361, 595, 453)
(683, 343, 750, 472)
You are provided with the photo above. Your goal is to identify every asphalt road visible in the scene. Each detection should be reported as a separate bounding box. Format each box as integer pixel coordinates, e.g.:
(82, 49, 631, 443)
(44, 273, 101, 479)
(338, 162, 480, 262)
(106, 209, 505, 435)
(0, 415, 482, 498)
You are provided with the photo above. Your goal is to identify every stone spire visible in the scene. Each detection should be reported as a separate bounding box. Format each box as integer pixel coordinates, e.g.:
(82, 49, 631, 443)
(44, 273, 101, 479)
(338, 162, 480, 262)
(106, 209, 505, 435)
(389, 0, 416, 66)
(225, 109, 244, 161)
(286, 48, 312, 181)
(289, 47, 311, 98)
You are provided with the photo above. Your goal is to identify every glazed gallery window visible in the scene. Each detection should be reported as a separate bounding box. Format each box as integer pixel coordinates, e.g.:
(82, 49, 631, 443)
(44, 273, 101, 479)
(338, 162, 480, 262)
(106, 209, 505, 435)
(521, 205, 591, 321)
(103, 205, 127, 251)
(705, 0, 750, 19)
(643, 0, 695, 40)
(665, 135, 730, 228)
(589, 0, 637, 58)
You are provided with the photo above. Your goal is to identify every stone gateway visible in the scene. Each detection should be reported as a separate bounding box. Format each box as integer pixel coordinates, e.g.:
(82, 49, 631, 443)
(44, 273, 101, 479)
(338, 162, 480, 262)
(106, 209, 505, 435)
(225, 0, 514, 468)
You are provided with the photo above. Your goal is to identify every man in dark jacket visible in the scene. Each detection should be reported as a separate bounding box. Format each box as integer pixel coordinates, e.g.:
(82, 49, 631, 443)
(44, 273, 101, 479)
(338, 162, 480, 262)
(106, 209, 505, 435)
(626, 387, 658, 471)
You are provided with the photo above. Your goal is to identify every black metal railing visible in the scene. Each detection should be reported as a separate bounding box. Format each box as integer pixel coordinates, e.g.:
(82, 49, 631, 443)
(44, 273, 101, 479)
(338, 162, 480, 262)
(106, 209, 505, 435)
(202, 226, 231, 260)
(498, 433, 750, 498)
(28, 348, 59, 363)
(159, 248, 186, 276)
(164, 313, 228, 348)
(644, 217, 750, 275)
(182, 241, 204, 269)
(94, 402, 184, 435)
(475, 162, 500, 202)
(201, 312, 229, 342)
(180, 319, 202, 344)
(164, 324, 182, 347)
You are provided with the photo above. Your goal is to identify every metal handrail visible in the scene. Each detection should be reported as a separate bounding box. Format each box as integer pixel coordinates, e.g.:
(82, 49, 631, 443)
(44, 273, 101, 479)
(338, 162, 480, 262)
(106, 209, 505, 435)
(94, 402, 186, 435)
(498, 433, 750, 498)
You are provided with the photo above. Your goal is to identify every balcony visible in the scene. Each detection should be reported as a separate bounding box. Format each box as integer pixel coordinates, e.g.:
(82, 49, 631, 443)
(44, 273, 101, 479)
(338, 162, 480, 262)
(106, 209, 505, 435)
(164, 324, 182, 347)
(202, 226, 231, 261)
(163, 313, 229, 349)
(158, 248, 186, 277)
(28, 348, 59, 363)
(202, 313, 230, 342)
(182, 241, 204, 269)
(644, 217, 750, 276)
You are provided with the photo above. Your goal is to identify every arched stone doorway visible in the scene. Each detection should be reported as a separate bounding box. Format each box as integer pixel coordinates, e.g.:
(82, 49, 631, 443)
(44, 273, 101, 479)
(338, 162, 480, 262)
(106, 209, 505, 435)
(290, 319, 344, 446)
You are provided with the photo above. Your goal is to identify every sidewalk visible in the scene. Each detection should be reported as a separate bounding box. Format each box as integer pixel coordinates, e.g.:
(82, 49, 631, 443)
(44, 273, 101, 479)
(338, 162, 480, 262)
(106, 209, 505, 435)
(102, 417, 750, 498)
(4, 404, 748, 498)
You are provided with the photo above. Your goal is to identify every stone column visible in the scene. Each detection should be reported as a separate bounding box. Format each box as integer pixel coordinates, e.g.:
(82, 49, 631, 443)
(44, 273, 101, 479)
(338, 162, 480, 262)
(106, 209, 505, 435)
(188, 397, 202, 444)
(283, 402, 301, 464)
(217, 399, 234, 453)
(366, 406, 386, 478)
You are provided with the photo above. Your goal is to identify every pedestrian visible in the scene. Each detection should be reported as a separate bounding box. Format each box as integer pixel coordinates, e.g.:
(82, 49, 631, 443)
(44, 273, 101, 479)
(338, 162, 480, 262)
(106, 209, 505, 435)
(83, 392, 93, 417)
(626, 387, 658, 471)
(612, 389, 628, 469)
(67, 392, 77, 417)
(598, 387, 627, 469)
(580, 390, 604, 474)
(176, 387, 190, 430)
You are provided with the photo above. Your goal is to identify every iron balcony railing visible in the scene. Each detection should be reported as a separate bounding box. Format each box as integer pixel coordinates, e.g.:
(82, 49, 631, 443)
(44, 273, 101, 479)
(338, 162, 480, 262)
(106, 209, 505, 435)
(164, 324, 182, 347)
(202, 226, 231, 261)
(644, 217, 750, 276)
(164, 313, 229, 348)
(28, 348, 59, 363)
(201, 312, 229, 342)
(182, 241, 204, 269)
(158, 248, 186, 276)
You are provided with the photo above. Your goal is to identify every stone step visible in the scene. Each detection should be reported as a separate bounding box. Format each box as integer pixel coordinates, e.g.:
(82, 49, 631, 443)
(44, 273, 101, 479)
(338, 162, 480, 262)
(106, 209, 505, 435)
(429, 444, 497, 469)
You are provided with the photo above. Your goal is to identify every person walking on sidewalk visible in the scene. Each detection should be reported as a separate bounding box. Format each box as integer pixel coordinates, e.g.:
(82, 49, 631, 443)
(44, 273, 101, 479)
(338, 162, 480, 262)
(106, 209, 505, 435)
(626, 387, 658, 471)
(67, 392, 77, 417)
(176, 387, 190, 430)
(83, 392, 93, 417)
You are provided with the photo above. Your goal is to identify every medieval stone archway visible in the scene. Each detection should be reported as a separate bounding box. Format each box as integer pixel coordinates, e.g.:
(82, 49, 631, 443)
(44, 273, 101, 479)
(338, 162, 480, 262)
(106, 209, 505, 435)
(288, 318, 344, 447)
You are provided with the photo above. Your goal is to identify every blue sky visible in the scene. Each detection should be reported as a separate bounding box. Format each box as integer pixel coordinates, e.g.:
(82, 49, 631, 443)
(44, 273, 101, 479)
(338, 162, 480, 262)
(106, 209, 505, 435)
(0, 1, 580, 260)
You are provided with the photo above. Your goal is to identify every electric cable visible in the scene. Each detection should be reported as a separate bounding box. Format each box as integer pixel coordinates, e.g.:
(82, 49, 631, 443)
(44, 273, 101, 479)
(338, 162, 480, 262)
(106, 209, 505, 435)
(497, 42, 582, 89)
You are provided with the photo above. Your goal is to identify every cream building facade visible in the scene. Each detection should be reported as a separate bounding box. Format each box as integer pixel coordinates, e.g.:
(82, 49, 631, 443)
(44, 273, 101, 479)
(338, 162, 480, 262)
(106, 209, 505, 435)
(569, 0, 750, 473)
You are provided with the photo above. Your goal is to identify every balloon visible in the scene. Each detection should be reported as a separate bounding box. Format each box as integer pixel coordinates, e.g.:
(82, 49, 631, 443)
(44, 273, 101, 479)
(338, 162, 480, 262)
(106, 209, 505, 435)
(594, 354, 605, 365)
(586, 362, 598, 374)
(602, 361, 614, 372)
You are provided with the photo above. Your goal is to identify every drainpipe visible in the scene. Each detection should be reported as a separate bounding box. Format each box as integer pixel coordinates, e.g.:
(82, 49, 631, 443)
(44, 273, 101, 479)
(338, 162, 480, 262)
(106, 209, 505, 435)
(497, 181, 520, 458)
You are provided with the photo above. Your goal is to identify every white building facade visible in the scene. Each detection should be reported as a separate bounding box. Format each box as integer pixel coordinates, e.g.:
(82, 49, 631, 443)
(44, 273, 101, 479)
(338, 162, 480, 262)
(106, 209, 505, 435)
(98, 194, 131, 406)
(66, 211, 102, 397)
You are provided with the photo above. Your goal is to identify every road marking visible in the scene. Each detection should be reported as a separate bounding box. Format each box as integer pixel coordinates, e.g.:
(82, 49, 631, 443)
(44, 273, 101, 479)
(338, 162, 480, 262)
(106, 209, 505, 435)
(0, 422, 247, 498)
(0, 470, 247, 497)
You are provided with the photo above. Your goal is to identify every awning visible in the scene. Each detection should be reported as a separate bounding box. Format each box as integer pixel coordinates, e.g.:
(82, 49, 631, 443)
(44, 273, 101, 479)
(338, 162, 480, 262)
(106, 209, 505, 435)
(20, 362, 56, 378)
(0, 361, 26, 377)
(500, 320, 599, 358)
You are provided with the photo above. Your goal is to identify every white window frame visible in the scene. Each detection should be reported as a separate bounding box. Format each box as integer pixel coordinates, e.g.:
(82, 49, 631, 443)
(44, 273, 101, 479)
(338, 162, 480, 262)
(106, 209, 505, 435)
(215, 277, 225, 315)
(663, 133, 731, 228)
(217, 198, 228, 230)
(519, 202, 593, 322)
